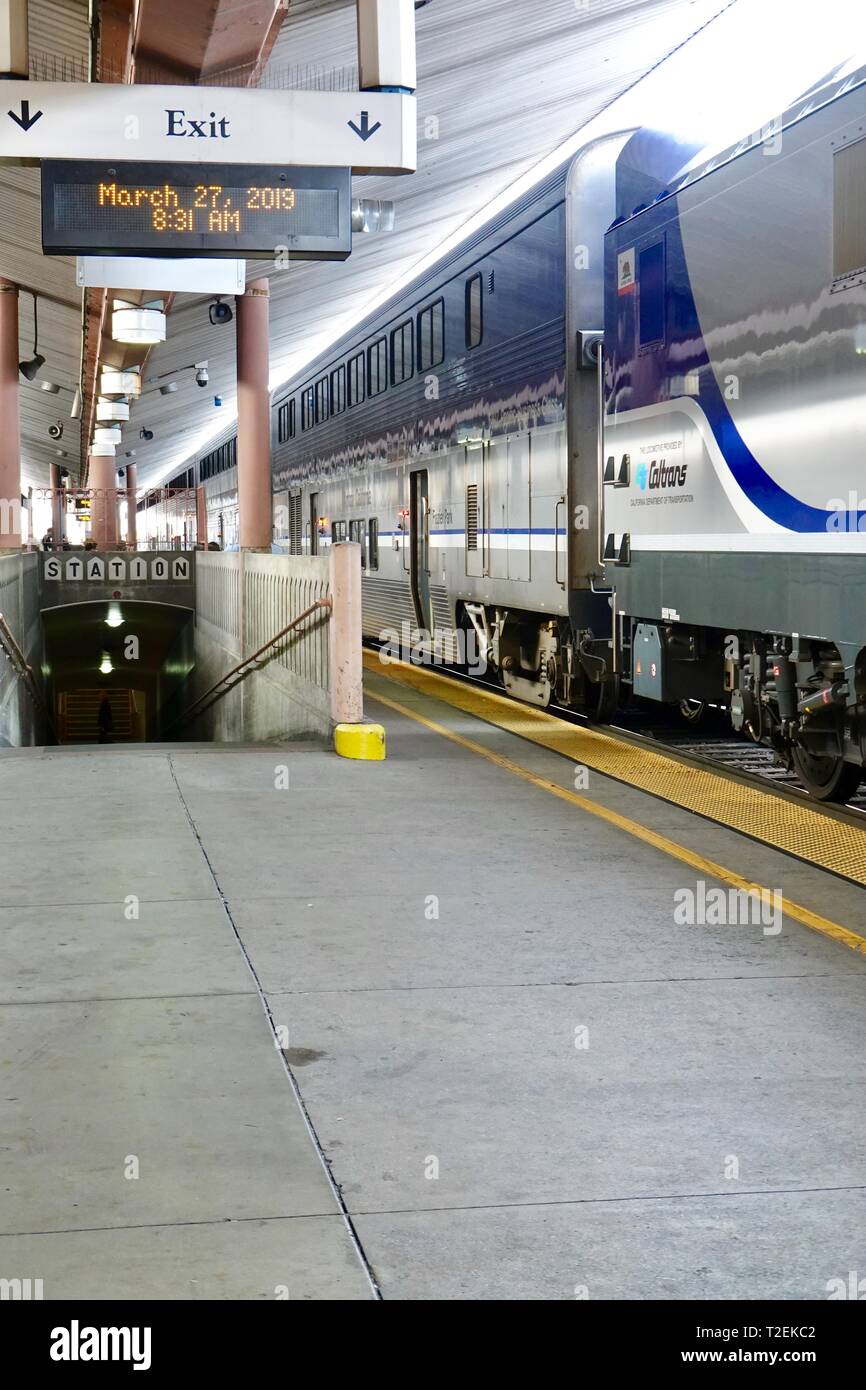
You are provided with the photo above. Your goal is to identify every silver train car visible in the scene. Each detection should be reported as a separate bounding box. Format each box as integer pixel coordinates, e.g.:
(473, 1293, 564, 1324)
(188, 61, 866, 801)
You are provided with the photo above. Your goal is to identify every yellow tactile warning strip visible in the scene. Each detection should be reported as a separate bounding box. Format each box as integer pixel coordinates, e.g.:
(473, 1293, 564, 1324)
(366, 683, 866, 960)
(363, 651, 866, 889)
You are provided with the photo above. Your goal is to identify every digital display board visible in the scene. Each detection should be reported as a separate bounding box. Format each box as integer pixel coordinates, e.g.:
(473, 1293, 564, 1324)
(41, 161, 352, 259)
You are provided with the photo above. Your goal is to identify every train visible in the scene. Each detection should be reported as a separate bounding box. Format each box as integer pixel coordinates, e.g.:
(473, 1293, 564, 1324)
(181, 57, 866, 802)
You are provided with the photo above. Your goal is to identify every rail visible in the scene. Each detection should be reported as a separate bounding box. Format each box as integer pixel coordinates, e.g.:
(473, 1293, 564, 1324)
(0, 611, 56, 740)
(165, 597, 332, 735)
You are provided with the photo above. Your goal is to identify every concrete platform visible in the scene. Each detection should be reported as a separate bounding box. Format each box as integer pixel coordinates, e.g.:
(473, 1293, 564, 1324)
(1, 679, 866, 1299)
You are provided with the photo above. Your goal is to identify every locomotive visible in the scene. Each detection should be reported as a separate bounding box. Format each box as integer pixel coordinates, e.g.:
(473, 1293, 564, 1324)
(189, 58, 866, 801)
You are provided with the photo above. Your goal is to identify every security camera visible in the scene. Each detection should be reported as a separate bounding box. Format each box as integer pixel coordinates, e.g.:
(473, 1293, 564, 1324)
(48, 422, 63, 440)
(208, 298, 233, 326)
(195, 362, 209, 387)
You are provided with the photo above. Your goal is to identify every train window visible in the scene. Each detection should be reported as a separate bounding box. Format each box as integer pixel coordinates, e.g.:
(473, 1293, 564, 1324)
(638, 240, 666, 347)
(301, 386, 315, 430)
(368, 517, 379, 570)
(834, 138, 866, 278)
(348, 517, 366, 566)
(331, 365, 346, 415)
(277, 399, 295, 443)
(417, 299, 445, 371)
(465, 274, 483, 349)
(347, 351, 366, 406)
(367, 337, 388, 396)
(315, 376, 330, 424)
(391, 319, 414, 384)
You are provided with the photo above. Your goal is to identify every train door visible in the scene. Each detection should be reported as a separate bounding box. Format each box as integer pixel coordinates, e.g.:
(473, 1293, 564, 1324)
(309, 492, 319, 556)
(409, 468, 433, 633)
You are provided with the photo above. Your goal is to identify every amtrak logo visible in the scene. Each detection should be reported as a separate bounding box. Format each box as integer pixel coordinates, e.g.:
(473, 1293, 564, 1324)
(636, 462, 649, 490)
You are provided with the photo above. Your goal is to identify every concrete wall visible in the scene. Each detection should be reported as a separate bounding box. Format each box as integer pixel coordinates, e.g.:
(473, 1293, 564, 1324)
(0, 554, 45, 747)
(190, 551, 331, 743)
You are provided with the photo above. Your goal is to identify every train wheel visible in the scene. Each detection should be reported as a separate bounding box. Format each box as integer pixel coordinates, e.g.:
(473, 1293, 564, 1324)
(791, 745, 862, 803)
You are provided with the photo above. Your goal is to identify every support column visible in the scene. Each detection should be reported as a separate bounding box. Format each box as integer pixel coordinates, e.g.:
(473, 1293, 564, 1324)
(0, 278, 21, 549)
(48, 462, 65, 544)
(356, 0, 416, 92)
(236, 278, 272, 551)
(0, 0, 28, 78)
(329, 541, 363, 725)
(89, 454, 119, 548)
(125, 461, 137, 549)
(195, 484, 208, 546)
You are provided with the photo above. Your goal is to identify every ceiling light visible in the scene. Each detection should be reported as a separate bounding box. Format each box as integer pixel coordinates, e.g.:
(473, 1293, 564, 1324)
(112, 300, 166, 346)
(159, 381, 179, 395)
(19, 290, 44, 381)
(99, 653, 113, 675)
(97, 398, 130, 422)
(105, 604, 123, 628)
(139, 427, 154, 442)
(101, 368, 142, 398)
(39, 380, 61, 394)
(19, 351, 46, 381)
(70, 387, 82, 419)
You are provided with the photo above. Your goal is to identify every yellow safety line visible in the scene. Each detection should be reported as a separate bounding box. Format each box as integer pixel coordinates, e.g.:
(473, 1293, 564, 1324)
(365, 682, 866, 960)
(364, 651, 866, 888)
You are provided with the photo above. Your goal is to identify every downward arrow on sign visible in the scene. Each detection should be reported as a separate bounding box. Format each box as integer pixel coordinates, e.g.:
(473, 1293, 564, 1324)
(8, 100, 43, 132)
(348, 111, 382, 142)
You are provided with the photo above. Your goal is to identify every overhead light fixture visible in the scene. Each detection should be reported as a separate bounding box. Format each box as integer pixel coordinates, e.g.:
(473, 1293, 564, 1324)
(105, 604, 123, 629)
(351, 199, 396, 235)
(99, 653, 113, 675)
(112, 300, 166, 346)
(101, 368, 142, 398)
(97, 398, 130, 422)
(70, 387, 82, 419)
(139, 427, 154, 442)
(159, 381, 179, 395)
(94, 425, 122, 447)
(19, 351, 46, 381)
(19, 291, 45, 381)
(39, 380, 61, 394)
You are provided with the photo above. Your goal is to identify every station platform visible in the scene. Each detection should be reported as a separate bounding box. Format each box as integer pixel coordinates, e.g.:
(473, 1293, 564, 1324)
(2, 658, 866, 1300)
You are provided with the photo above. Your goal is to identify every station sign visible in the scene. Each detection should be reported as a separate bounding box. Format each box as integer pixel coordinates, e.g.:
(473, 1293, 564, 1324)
(0, 83, 416, 174)
(43, 162, 352, 260)
(43, 553, 192, 583)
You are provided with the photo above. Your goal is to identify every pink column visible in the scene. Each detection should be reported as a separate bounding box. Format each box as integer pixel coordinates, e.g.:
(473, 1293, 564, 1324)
(89, 454, 119, 548)
(195, 484, 208, 546)
(0, 278, 21, 549)
(236, 278, 272, 550)
(329, 541, 364, 724)
(49, 462, 65, 544)
(125, 461, 137, 549)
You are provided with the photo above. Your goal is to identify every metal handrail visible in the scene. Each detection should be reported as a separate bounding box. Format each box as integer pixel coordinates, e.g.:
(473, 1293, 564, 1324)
(0, 612, 57, 741)
(164, 597, 332, 736)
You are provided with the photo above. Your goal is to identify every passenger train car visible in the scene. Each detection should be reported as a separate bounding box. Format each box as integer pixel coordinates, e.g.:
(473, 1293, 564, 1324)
(186, 61, 866, 800)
